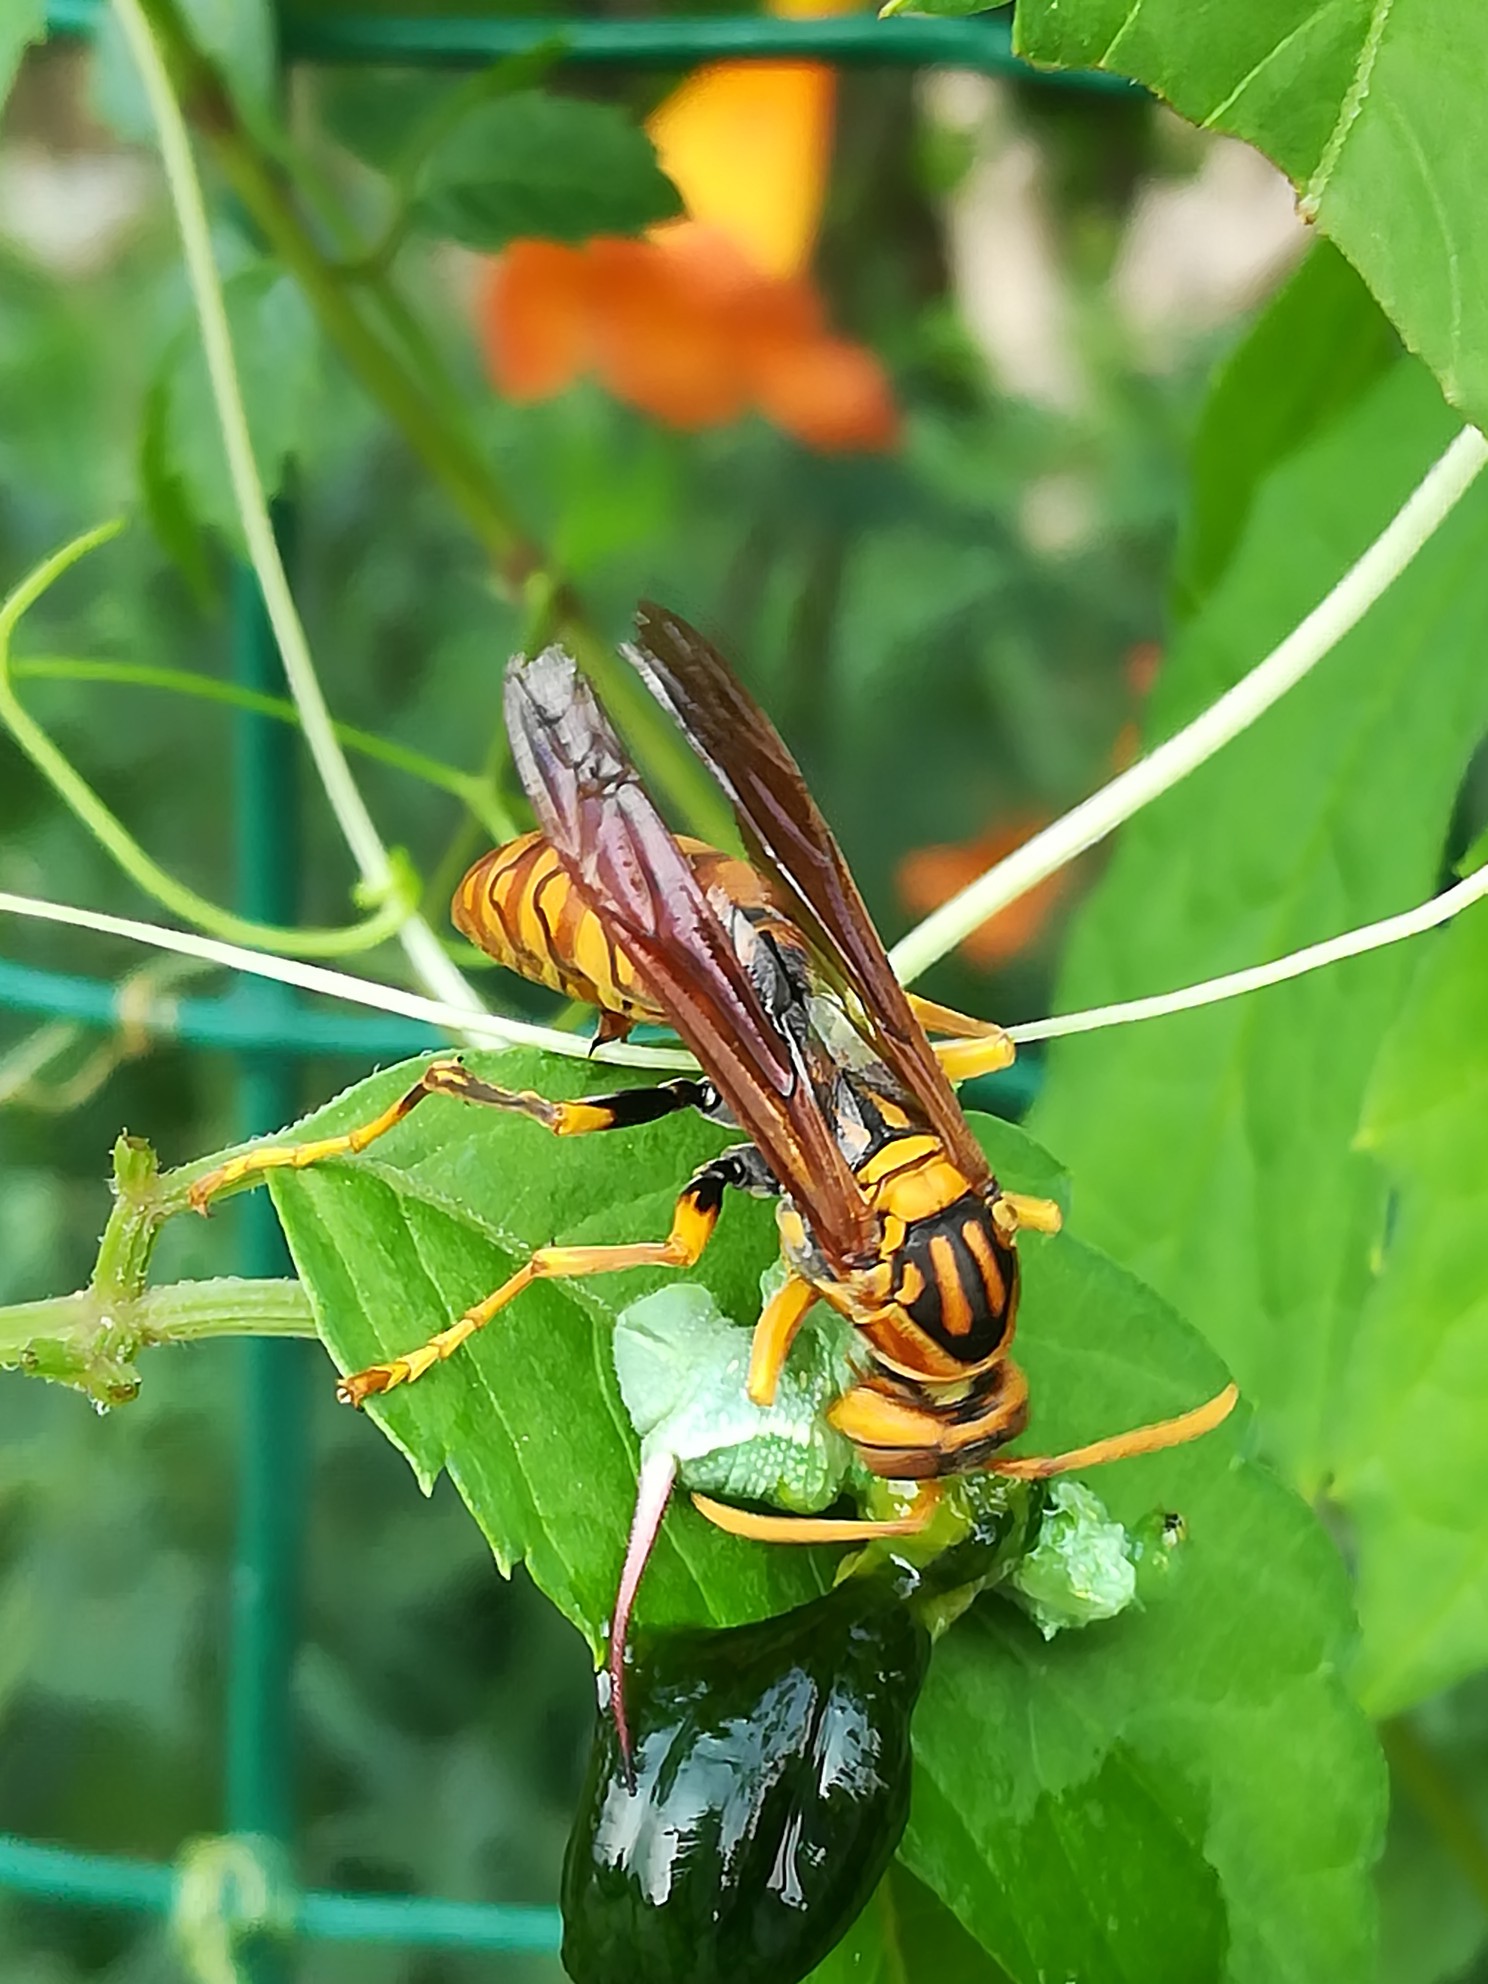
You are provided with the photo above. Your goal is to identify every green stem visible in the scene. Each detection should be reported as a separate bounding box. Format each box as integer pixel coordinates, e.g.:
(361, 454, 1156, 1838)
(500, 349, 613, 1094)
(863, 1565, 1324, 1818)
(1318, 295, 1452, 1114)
(2, 524, 418, 958)
(134, 0, 735, 847)
(113, 0, 485, 1019)
(0, 1292, 92, 1364)
(92, 1132, 167, 1305)
(134, 1278, 314, 1343)
(140, 0, 527, 568)
(15, 655, 518, 841)
(3, 1116, 318, 1403)
(420, 566, 560, 916)
(0, 1280, 314, 1360)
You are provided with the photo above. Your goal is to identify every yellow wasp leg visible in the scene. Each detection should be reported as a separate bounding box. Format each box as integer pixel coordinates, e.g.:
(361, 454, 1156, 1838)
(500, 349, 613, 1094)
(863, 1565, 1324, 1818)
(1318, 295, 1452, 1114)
(338, 1161, 727, 1406)
(988, 1382, 1239, 1480)
(990, 1191, 1064, 1241)
(185, 1058, 713, 1212)
(906, 994, 1008, 1041)
(690, 1481, 941, 1544)
(906, 995, 1017, 1083)
(932, 1035, 1020, 1083)
(745, 1272, 818, 1408)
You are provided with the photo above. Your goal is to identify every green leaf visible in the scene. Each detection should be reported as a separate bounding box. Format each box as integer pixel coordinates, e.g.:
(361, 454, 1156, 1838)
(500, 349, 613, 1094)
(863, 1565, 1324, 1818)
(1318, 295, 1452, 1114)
(1173, 241, 1399, 620)
(1334, 899, 1488, 1714)
(137, 372, 215, 603)
(257, 1050, 1380, 1973)
(321, 46, 566, 182)
(257, 1057, 1057, 1653)
(319, 71, 457, 176)
(904, 1234, 1385, 1984)
(90, 0, 275, 144)
(408, 91, 682, 251)
(1011, 0, 1488, 438)
(1029, 359, 1488, 1489)
(161, 265, 320, 545)
(879, 0, 999, 19)
(1376, 1700, 1488, 1984)
(264, 1047, 829, 1653)
(0, 1, 45, 117)
(808, 1864, 1011, 1982)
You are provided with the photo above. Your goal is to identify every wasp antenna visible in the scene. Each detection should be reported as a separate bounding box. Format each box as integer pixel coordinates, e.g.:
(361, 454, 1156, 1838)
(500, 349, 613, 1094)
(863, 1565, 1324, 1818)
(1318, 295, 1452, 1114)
(690, 1483, 941, 1543)
(988, 1382, 1239, 1481)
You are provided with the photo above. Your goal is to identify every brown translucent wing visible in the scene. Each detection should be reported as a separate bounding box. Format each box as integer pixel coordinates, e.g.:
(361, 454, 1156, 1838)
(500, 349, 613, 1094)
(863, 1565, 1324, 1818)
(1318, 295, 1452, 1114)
(504, 645, 875, 1267)
(623, 602, 989, 1184)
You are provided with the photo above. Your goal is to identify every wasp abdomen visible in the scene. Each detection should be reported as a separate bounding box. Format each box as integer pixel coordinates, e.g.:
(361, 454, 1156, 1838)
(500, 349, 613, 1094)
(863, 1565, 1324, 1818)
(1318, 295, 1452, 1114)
(453, 832, 791, 1040)
(454, 831, 660, 1028)
(890, 1195, 1019, 1367)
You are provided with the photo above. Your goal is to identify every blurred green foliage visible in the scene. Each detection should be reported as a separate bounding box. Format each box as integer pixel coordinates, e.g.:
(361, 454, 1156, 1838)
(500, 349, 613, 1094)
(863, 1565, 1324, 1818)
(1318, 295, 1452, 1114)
(0, 28, 1201, 1980)
(4, 4, 1487, 1982)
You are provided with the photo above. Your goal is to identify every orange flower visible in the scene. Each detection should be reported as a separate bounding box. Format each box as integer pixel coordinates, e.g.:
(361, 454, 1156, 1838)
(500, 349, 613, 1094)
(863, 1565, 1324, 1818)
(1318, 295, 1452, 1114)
(646, 59, 837, 281)
(477, 228, 900, 451)
(482, 240, 594, 402)
(1111, 640, 1164, 771)
(476, 3, 900, 453)
(588, 233, 749, 429)
(896, 815, 1071, 970)
(751, 331, 901, 452)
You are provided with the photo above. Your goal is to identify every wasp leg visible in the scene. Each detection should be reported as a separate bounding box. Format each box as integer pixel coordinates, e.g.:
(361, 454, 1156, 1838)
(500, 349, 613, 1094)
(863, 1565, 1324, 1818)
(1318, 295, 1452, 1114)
(907, 994, 1008, 1041)
(906, 996, 1018, 1083)
(987, 1381, 1239, 1480)
(186, 1057, 718, 1213)
(745, 1272, 818, 1408)
(337, 1146, 754, 1406)
(690, 1481, 941, 1544)
(990, 1191, 1063, 1240)
(590, 1007, 635, 1053)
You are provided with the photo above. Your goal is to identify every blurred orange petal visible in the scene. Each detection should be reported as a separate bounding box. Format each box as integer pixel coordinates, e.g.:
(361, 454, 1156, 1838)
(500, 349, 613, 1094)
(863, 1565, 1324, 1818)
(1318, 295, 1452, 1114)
(752, 333, 901, 453)
(1110, 719, 1143, 773)
(896, 816, 1069, 969)
(587, 236, 747, 430)
(1124, 639, 1163, 699)
(479, 240, 594, 402)
(647, 62, 837, 280)
(732, 262, 827, 361)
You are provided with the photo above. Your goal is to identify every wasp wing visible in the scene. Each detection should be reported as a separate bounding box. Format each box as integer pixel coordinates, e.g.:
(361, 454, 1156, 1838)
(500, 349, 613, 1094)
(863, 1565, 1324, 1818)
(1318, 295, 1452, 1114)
(504, 645, 875, 1267)
(623, 603, 989, 1183)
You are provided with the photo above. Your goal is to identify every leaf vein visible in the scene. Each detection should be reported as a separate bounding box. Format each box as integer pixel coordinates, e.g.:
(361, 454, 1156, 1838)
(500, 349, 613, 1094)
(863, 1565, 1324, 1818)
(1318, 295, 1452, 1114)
(1302, 0, 1396, 215)
(1378, 96, 1464, 392)
(1200, 3, 1347, 131)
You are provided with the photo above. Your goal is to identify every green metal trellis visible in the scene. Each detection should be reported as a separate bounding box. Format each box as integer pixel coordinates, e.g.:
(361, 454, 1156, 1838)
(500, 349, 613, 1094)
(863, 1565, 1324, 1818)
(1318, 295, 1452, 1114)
(2, 4, 1117, 1970)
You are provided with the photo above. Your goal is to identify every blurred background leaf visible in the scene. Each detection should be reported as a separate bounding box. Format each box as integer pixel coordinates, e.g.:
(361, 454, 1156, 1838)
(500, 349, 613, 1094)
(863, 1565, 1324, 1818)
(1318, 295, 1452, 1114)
(409, 92, 683, 251)
(1338, 897, 1488, 1717)
(1030, 354, 1488, 1489)
(1172, 240, 1399, 620)
(4, 6, 1485, 1981)
(1, 7, 47, 116)
(1013, 0, 1488, 439)
(905, 1226, 1382, 1984)
(89, 0, 276, 142)
(160, 263, 321, 545)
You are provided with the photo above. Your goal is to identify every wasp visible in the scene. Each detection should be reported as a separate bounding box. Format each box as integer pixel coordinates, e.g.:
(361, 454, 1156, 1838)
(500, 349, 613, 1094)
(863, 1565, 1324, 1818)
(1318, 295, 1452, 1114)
(190, 606, 1235, 1665)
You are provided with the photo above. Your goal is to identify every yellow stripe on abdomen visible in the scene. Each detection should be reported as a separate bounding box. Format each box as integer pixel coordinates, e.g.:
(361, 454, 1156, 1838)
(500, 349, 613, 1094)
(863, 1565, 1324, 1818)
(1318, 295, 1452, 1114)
(453, 833, 664, 1020)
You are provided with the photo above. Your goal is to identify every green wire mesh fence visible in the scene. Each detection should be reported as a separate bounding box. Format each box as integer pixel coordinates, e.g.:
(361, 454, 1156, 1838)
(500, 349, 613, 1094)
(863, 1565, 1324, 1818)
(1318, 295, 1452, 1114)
(1, 5, 1116, 1970)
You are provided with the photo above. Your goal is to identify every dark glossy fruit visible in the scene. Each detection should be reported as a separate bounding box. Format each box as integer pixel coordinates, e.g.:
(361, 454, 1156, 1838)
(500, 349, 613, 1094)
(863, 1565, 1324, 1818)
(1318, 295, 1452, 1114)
(561, 1576, 932, 1984)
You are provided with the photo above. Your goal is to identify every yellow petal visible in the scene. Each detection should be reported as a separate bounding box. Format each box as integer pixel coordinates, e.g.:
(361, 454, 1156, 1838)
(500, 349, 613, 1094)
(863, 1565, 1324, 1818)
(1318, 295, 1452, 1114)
(647, 60, 838, 279)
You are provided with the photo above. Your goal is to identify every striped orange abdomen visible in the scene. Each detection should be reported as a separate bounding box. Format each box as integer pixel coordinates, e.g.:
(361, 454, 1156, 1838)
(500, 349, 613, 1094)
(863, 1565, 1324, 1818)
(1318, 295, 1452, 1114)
(453, 831, 778, 1035)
